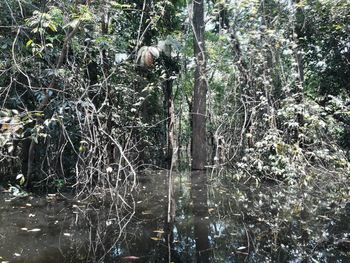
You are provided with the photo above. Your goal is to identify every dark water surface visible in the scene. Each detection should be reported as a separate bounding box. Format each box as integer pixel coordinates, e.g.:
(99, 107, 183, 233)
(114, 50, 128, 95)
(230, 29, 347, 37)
(0, 171, 349, 262)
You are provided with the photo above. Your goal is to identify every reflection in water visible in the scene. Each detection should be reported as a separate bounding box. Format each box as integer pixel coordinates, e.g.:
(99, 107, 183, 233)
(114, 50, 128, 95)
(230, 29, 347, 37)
(191, 171, 211, 263)
(166, 169, 176, 263)
(0, 170, 349, 262)
(0, 191, 135, 263)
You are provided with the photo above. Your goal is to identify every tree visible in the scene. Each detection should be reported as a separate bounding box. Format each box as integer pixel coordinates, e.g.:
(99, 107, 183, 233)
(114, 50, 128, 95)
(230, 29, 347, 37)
(191, 0, 207, 170)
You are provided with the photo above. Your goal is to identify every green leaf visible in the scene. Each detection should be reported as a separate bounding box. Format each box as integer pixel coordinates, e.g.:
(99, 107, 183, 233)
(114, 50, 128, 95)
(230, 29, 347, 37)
(20, 176, 25, 186)
(110, 1, 132, 9)
(333, 24, 343, 30)
(26, 39, 33, 47)
(48, 22, 57, 32)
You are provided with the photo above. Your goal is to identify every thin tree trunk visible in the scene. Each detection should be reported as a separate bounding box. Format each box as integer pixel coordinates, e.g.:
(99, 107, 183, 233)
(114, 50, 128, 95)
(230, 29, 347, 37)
(295, 0, 305, 86)
(294, 0, 305, 144)
(177, 106, 181, 162)
(101, 5, 114, 165)
(191, 0, 207, 170)
(163, 78, 175, 169)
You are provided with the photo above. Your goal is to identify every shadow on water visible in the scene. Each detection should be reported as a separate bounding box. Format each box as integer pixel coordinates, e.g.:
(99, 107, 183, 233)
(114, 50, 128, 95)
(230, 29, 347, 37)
(0, 170, 349, 262)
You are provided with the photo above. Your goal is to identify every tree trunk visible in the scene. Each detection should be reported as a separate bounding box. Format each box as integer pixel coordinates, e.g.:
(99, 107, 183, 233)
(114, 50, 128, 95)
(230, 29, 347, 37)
(191, 0, 207, 170)
(163, 78, 175, 169)
(294, 0, 305, 144)
(101, 6, 114, 165)
(295, 0, 305, 86)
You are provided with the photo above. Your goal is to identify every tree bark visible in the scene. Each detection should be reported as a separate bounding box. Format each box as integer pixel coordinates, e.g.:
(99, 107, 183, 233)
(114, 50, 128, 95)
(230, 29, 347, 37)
(191, 0, 207, 170)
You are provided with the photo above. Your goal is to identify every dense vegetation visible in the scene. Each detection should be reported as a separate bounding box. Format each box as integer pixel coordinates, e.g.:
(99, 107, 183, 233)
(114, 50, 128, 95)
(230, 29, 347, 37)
(0, 0, 349, 193)
(0, 0, 349, 262)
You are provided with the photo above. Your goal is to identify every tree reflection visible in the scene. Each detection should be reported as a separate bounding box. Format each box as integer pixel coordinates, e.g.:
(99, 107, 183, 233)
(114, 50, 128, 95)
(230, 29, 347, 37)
(191, 171, 211, 263)
(3, 170, 348, 262)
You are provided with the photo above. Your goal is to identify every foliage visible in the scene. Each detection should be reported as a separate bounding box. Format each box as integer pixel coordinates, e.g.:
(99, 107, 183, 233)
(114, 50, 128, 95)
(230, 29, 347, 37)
(200, 0, 350, 183)
(301, 0, 350, 95)
(0, 0, 349, 262)
(0, 0, 349, 191)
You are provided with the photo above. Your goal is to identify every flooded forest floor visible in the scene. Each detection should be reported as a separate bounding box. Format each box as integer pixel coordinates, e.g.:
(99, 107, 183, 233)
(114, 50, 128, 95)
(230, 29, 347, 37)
(0, 170, 349, 263)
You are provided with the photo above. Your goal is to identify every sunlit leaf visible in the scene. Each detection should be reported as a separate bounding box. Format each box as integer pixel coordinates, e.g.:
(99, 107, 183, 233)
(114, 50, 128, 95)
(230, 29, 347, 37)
(19, 176, 25, 186)
(153, 229, 164, 234)
(26, 39, 33, 47)
(150, 237, 161, 241)
(48, 22, 57, 32)
(110, 2, 132, 8)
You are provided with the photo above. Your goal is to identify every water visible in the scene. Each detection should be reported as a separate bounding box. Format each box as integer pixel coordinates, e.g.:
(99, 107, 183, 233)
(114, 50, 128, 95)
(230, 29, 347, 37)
(0, 171, 349, 262)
